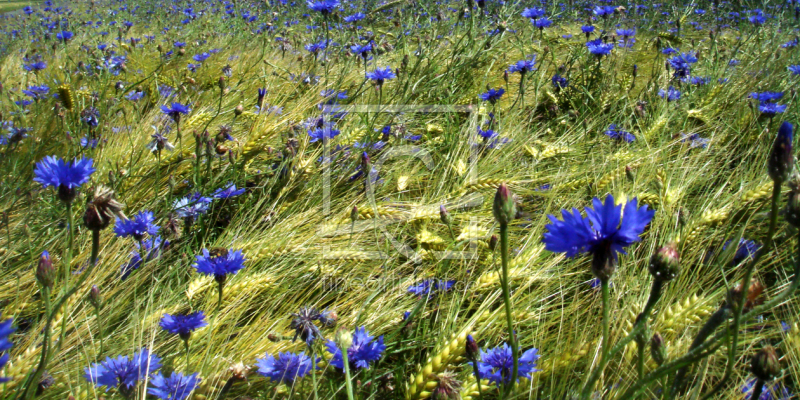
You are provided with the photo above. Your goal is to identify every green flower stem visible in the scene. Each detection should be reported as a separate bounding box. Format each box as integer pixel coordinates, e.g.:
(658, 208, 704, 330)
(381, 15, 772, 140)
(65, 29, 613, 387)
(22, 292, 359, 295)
(217, 281, 224, 313)
(341, 345, 356, 400)
(637, 335, 646, 382)
(311, 346, 319, 400)
(601, 279, 610, 384)
(57, 201, 74, 352)
(499, 222, 519, 396)
(581, 277, 663, 399)
(19, 287, 51, 400)
(184, 338, 190, 370)
(471, 359, 484, 399)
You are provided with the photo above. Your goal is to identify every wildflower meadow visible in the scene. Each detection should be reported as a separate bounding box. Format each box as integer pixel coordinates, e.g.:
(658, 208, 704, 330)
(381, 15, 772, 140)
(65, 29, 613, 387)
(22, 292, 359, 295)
(1, 0, 800, 399)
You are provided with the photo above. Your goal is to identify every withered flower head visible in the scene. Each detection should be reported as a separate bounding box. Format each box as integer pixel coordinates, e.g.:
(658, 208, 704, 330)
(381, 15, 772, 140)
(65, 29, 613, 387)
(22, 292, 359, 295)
(430, 371, 462, 400)
(83, 186, 125, 231)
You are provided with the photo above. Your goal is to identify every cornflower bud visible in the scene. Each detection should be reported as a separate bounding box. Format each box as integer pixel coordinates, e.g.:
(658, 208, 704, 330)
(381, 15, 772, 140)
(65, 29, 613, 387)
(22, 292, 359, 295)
(650, 333, 667, 366)
(751, 345, 780, 381)
(768, 122, 793, 184)
(334, 328, 353, 351)
(465, 335, 479, 362)
(36, 251, 54, 289)
(439, 205, 451, 226)
(89, 285, 103, 310)
(492, 183, 516, 225)
(488, 234, 498, 251)
(649, 242, 680, 282)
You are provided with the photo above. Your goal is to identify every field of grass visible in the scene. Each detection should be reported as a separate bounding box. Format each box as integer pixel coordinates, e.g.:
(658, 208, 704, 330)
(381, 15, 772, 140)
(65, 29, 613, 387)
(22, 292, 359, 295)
(0, 0, 799, 399)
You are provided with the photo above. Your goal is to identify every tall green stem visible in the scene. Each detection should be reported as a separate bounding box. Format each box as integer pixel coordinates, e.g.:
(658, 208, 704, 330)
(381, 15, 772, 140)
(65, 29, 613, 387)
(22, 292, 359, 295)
(57, 201, 74, 351)
(19, 287, 50, 400)
(311, 347, 319, 400)
(341, 345, 356, 400)
(582, 276, 663, 399)
(600, 279, 610, 386)
(499, 223, 518, 395)
(184, 339, 190, 370)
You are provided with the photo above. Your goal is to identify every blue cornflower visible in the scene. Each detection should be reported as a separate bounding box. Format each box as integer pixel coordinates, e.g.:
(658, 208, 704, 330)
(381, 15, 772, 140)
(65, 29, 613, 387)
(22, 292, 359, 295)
(344, 12, 365, 23)
(326, 327, 385, 370)
(22, 85, 49, 100)
(161, 102, 191, 124)
(192, 53, 210, 63)
(521, 8, 545, 19)
(366, 67, 396, 87)
(543, 195, 654, 278)
(290, 307, 332, 346)
(148, 372, 200, 400)
(662, 47, 679, 55)
(789, 65, 800, 75)
(56, 30, 73, 42)
(593, 5, 616, 17)
(256, 352, 316, 384)
(350, 43, 372, 58)
(759, 102, 787, 116)
(748, 14, 766, 25)
(81, 107, 100, 127)
(212, 183, 246, 199)
(781, 38, 798, 49)
(193, 248, 246, 282)
(478, 128, 498, 141)
(680, 133, 710, 149)
(684, 76, 710, 85)
(114, 210, 159, 240)
(479, 88, 505, 103)
(533, 18, 553, 29)
(121, 236, 169, 280)
(173, 193, 212, 219)
(85, 348, 162, 391)
(586, 39, 614, 57)
(23, 60, 47, 72)
(2, 124, 31, 146)
(551, 74, 568, 89)
(667, 53, 698, 77)
(0, 313, 14, 383)
(160, 312, 207, 340)
(723, 238, 761, 265)
(174, 41, 186, 48)
(750, 92, 784, 103)
(476, 344, 540, 385)
(305, 40, 328, 54)
(741, 378, 791, 400)
(308, 127, 341, 142)
(33, 156, 95, 202)
(407, 279, 457, 298)
(507, 56, 537, 74)
(616, 28, 635, 38)
(604, 124, 635, 142)
(307, 0, 340, 15)
(125, 90, 145, 102)
(581, 25, 595, 35)
(80, 137, 98, 149)
(658, 86, 681, 101)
